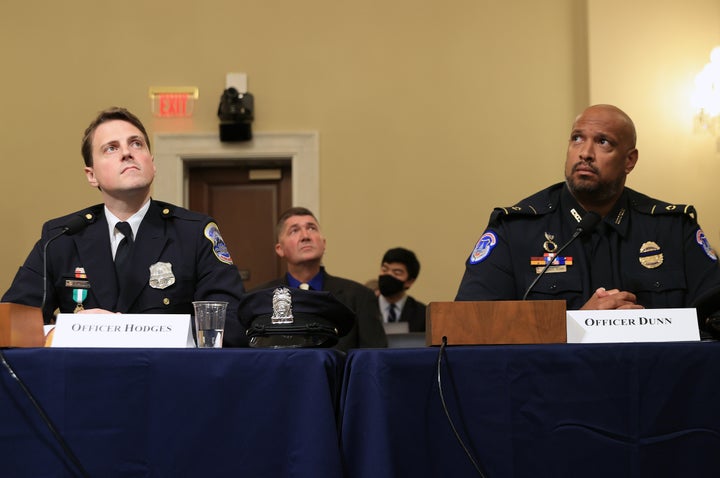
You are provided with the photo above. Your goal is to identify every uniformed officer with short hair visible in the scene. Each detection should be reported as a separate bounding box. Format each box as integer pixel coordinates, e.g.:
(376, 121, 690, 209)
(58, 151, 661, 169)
(2, 107, 247, 346)
(456, 104, 720, 323)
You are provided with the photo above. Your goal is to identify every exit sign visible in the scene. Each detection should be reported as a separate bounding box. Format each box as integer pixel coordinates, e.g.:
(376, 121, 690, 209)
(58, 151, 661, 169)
(149, 87, 198, 118)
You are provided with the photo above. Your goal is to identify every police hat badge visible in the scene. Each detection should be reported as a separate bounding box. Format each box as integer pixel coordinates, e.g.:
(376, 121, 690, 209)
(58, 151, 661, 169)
(239, 287, 356, 348)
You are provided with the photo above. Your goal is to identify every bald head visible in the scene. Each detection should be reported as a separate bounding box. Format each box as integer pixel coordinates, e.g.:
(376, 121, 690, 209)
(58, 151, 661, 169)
(574, 104, 637, 150)
(564, 104, 640, 215)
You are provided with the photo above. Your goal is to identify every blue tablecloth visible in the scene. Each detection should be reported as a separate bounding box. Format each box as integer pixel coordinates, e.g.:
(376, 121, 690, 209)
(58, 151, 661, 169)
(0, 348, 345, 478)
(4, 342, 720, 477)
(339, 342, 720, 478)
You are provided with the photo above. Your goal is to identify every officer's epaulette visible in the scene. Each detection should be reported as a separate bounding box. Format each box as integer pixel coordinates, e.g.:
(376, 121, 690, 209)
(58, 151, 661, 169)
(493, 204, 545, 216)
(76, 204, 104, 225)
(489, 202, 553, 225)
(155, 200, 177, 220)
(154, 199, 207, 222)
(490, 183, 560, 222)
(628, 189, 697, 221)
(491, 185, 559, 218)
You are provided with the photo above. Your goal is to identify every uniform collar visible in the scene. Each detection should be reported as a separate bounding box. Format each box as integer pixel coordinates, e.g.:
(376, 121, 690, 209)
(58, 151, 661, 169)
(104, 199, 151, 241)
(561, 186, 630, 238)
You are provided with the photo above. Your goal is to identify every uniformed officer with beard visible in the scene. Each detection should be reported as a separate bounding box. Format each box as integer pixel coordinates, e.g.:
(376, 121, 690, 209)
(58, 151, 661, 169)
(456, 104, 720, 331)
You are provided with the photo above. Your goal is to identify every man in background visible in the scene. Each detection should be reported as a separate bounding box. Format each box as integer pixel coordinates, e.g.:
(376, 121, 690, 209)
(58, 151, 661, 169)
(2, 107, 247, 346)
(253, 207, 387, 350)
(377, 247, 426, 332)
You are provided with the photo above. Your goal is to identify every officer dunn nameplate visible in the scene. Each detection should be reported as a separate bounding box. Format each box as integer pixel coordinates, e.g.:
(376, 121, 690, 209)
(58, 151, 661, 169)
(566, 308, 700, 343)
(51, 313, 195, 348)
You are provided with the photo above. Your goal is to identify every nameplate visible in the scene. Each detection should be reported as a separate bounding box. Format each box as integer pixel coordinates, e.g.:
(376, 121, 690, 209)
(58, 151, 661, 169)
(51, 314, 195, 348)
(566, 308, 700, 343)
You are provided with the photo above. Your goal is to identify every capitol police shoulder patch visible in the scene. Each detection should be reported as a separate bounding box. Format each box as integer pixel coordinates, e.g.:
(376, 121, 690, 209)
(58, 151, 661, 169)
(696, 228, 718, 261)
(469, 231, 497, 264)
(204, 222, 234, 265)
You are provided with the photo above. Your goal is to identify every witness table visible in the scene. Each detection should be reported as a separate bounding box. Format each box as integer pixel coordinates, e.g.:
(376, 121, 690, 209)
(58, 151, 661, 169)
(0, 348, 345, 478)
(339, 342, 720, 478)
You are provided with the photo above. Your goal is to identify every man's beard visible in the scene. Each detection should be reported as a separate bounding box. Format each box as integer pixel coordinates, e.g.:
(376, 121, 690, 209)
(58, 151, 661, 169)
(566, 165, 623, 205)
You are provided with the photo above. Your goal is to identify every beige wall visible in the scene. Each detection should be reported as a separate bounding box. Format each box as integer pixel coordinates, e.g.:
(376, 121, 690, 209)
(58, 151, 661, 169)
(588, 0, 720, 249)
(1, 0, 716, 305)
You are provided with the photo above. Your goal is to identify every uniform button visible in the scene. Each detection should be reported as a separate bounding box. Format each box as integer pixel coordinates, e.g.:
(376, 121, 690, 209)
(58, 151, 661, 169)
(653, 282, 661, 288)
(549, 284, 557, 290)
(163, 298, 170, 305)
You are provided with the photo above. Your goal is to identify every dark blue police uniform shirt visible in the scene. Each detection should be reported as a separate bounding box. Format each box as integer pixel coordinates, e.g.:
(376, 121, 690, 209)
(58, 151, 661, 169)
(455, 183, 720, 311)
(2, 199, 247, 346)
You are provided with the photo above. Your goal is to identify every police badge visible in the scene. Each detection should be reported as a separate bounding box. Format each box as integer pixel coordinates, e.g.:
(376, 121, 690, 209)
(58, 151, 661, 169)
(239, 287, 356, 349)
(149, 262, 176, 289)
(638, 242, 663, 269)
(271, 287, 294, 324)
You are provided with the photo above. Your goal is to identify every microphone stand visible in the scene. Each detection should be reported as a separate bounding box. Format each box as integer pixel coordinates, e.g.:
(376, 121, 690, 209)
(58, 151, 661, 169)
(522, 212, 601, 301)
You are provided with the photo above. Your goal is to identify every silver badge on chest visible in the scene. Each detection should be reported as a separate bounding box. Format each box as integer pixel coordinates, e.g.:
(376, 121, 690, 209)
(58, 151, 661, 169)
(149, 262, 176, 289)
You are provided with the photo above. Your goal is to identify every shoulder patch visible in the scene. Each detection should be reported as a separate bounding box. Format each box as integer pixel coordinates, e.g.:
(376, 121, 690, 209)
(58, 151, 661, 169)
(696, 228, 718, 261)
(469, 231, 497, 264)
(204, 222, 234, 265)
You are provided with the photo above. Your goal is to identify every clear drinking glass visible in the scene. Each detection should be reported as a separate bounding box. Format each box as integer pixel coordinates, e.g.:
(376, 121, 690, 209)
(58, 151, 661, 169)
(192, 301, 228, 348)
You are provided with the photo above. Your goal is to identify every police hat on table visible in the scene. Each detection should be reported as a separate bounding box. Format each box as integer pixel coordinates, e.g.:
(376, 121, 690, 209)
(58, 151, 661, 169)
(239, 287, 356, 348)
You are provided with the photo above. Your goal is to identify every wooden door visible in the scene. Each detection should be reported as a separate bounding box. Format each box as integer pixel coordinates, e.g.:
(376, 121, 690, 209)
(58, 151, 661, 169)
(188, 162, 292, 290)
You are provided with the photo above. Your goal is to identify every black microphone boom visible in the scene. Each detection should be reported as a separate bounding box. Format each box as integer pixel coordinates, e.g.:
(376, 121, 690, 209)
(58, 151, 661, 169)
(521, 212, 601, 301)
(62, 215, 89, 235)
(41, 215, 88, 316)
(6, 214, 92, 478)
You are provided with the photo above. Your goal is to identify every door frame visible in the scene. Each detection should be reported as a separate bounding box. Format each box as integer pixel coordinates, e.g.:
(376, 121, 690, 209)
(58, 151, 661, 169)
(152, 131, 320, 217)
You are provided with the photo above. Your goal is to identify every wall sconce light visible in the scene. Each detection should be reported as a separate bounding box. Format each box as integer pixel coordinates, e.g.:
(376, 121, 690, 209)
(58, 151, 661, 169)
(691, 46, 720, 135)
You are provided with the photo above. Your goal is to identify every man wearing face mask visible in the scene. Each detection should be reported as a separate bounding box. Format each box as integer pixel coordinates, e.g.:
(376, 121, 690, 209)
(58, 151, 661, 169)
(378, 247, 427, 332)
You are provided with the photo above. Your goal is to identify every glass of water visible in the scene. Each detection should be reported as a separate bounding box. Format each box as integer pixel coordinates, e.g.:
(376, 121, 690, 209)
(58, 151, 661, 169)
(192, 301, 229, 348)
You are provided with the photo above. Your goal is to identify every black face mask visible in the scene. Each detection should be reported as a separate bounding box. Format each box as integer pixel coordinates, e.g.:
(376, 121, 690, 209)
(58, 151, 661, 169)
(378, 274, 405, 297)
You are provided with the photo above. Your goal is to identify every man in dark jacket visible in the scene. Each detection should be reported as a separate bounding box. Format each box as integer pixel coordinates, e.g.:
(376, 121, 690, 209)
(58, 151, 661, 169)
(252, 207, 387, 351)
(377, 247, 426, 332)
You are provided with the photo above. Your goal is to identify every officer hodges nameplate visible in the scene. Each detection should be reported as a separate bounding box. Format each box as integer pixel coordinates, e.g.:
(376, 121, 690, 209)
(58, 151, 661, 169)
(51, 313, 195, 348)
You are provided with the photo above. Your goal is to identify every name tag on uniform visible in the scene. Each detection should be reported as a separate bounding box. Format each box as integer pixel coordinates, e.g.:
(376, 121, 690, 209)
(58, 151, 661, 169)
(51, 314, 195, 348)
(566, 308, 700, 343)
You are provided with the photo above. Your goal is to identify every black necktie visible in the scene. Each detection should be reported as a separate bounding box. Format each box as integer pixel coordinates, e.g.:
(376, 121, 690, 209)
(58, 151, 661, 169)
(589, 222, 613, 291)
(388, 304, 398, 323)
(114, 222, 134, 288)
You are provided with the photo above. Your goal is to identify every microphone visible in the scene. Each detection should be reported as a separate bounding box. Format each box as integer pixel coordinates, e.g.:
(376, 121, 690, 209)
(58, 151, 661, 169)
(41, 215, 89, 316)
(522, 212, 601, 301)
(2, 215, 91, 477)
